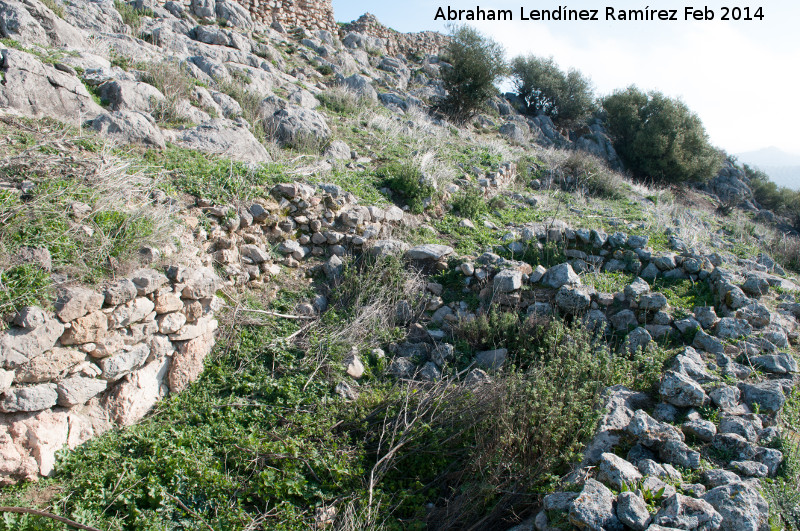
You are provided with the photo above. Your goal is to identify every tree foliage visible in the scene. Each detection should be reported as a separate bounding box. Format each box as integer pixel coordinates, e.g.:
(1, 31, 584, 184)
(744, 164, 800, 228)
(602, 86, 722, 183)
(510, 54, 596, 125)
(439, 25, 507, 121)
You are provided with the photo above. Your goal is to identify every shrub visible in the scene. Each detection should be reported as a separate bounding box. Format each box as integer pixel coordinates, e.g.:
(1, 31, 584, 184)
(557, 151, 626, 199)
(138, 60, 196, 126)
(602, 86, 722, 184)
(450, 186, 486, 219)
(510, 55, 596, 125)
(378, 162, 435, 214)
(744, 164, 800, 227)
(114, 0, 153, 32)
(438, 25, 507, 121)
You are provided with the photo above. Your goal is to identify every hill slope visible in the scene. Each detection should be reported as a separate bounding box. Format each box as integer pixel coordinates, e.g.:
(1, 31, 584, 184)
(0, 1, 799, 530)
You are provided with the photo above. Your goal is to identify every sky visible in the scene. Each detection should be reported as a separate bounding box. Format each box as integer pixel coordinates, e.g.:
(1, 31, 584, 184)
(332, 0, 800, 158)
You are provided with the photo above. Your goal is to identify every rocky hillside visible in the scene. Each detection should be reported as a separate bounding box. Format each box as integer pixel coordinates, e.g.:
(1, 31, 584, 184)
(0, 0, 799, 530)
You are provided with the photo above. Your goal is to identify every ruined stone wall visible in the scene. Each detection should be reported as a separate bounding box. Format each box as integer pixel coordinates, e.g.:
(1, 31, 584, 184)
(173, 0, 337, 33)
(0, 266, 219, 484)
(339, 13, 450, 57)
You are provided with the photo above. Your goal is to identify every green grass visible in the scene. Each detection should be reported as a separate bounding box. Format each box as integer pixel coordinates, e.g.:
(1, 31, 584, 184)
(651, 277, 714, 318)
(378, 162, 435, 215)
(0, 264, 53, 317)
(114, 0, 154, 32)
(142, 146, 285, 203)
(582, 271, 637, 293)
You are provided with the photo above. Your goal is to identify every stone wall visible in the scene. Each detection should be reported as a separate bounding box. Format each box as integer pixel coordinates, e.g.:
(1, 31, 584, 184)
(339, 13, 450, 57)
(172, 0, 337, 33)
(0, 266, 219, 484)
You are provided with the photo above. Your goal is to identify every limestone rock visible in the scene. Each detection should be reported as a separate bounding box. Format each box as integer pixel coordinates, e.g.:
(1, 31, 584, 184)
(597, 452, 642, 490)
(540, 263, 580, 289)
(616, 491, 651, 530)
(59, 311, 108, 345)
(0, 314, 64, 369)
(0, 383, 58, 412)
(98, 343, 150, 381)
(175, 119, 271, 163)
(54, 287, 104, 323)
(405, 244, 453, 261)
(703, 482, 769, 531)
(167, 332, 214, 393)
(106, 356, 170, 426)
(91, 111, 165, 149)
(653, 493, 722, 531)
(0, 48, 104, 125)
(660, 370, 708, 408)
(56, 376, 107, 407)
(569, 479, 623, 531)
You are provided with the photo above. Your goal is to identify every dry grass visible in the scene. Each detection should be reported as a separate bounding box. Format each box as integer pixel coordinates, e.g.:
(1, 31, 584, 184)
(0, 116, 176, 290)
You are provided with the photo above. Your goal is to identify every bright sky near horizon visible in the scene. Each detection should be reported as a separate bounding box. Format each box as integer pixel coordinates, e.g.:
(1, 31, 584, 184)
(331, 0, 800, 157)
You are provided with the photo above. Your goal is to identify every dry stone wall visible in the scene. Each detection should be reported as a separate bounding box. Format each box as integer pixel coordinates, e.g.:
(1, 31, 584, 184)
(339, 13, 450, 57)
(0, 266, 220, 484)
(171, 0, 337, 32)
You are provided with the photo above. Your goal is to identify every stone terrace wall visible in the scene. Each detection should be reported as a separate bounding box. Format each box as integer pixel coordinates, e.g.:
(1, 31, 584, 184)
(339, 13, 450, 57)
(173, 0, 337, 33)
(0, 266, 219, 484)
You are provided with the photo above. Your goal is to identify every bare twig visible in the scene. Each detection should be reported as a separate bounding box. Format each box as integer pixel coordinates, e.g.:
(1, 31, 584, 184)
(230, 307, 316, 320)
(163, 493, 214, 531)
(0, 506, 102, 531)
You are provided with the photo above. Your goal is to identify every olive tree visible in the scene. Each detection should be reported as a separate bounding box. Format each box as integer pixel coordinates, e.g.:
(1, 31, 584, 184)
(439, 26, 507, 121)
(602, 86, 722, 184)
(510, 55, 596, 125)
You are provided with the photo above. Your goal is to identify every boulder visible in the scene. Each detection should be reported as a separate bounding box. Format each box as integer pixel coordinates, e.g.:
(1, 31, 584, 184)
(0, 49, 103, 125)
(91, 111, 165, 149)
(660, 370, 708, 408)
(98, 79, 164, 113)
(56, 376, 107, 407)
(555, 285, 592, 314)
(597, 452, 642, 490)
(168, 331, 214, 393)
(405, 244, 453, 261)
(653, 493, 722, 531)
(616, 491, 651, 530)
(738, 381, 786, 413)
(0, 383, 57, 412)
(0, 314, 64, 369)
(540, 263, 580, 289)
(569, 479, 624, 531)
(175, 119, 271, 163)
(264, 105, 330, 147)
(0, 0, 85, 48)
(703, 482, 769, 531)
(493, 269, 522, 293)
(54, 287, 104, 323)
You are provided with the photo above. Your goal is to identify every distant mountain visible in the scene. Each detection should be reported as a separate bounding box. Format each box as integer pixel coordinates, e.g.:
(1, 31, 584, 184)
(736, 147, 800, 190)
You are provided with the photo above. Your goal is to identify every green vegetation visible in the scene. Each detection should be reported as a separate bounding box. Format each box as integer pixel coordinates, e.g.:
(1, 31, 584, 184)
(142, 146, 285, 202)
(450, 186, 487, 219)
(378, 162, 435, 214)
(40, 0, 65, 18)
(0, 264, 53, 317)
(602, 86, 723, 184)
(510, 55, 596, 125)
(138, 61, 198, 127)
(745, 164, 800, 228)
(114, 0, 154, 32)
(439, 25, 507, 121)
(0, 117, 166, 305)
